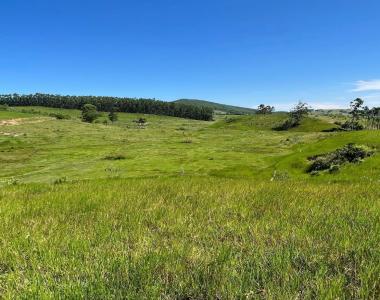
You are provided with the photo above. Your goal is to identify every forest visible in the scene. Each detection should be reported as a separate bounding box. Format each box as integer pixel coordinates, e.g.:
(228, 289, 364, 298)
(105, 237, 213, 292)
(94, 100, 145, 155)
(0, 93, 213, 121)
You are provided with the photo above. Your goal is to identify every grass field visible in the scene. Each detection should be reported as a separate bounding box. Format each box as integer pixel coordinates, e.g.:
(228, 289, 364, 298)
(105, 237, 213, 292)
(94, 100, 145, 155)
(0, 106, 379, 298)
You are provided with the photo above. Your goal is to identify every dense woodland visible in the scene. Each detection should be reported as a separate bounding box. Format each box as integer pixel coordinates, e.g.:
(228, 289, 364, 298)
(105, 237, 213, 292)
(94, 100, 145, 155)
(0, 93, 213, 121)
(174, 99, 257, 115)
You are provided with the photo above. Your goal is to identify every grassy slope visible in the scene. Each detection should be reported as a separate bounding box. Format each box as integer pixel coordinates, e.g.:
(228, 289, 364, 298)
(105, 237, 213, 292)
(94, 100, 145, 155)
(174, 99, 257, 114)
(0, 107, 380, 298)
(0, 108, 378, 182)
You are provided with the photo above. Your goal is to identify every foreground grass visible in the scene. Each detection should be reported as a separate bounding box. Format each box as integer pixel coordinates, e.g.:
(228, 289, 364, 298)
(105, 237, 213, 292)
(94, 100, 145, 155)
(1, 178, 379, 298)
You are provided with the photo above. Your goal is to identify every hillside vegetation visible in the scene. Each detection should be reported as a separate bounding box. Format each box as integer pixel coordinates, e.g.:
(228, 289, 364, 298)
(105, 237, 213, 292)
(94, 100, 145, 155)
(0, 94, 213, 121)
(0, 106, 379, 298)
(174, 99, 257, 115)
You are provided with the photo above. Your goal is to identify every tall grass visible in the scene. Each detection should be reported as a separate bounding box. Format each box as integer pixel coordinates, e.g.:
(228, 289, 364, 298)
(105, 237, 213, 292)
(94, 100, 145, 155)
(0, 178, 379, 298)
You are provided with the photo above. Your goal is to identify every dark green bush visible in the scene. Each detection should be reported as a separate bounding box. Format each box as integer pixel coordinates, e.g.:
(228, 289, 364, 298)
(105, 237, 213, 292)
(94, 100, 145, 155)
(103, 154, 126, 160)
(273, 119, 298, 131)
(81, 104, 100, 123)
(53, 177, 68, 184)
(307, 143, 374, 173)
(49, 113, 71, 120)
(341, 121, 364, 131)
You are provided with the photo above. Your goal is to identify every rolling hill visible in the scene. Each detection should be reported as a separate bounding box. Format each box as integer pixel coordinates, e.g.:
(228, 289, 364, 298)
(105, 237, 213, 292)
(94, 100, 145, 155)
(1, 105, 379, 298)
(174, 99, 257, 115)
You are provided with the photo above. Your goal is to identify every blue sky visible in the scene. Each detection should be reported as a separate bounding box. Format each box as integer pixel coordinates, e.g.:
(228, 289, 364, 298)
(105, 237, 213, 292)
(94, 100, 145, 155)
(1, 0, 380, 110)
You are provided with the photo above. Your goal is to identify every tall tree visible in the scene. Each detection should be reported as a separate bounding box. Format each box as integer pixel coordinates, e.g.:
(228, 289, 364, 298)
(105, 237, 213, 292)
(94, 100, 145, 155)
(257, 104, 274, 114)
(342, 98, 364, 131)
(289, 102, 310, 125)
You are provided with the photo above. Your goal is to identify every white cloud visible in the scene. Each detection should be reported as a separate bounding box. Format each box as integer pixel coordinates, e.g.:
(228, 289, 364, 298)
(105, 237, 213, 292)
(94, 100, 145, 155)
(352, 80, 380, 92)
(308, 102, 347, 110)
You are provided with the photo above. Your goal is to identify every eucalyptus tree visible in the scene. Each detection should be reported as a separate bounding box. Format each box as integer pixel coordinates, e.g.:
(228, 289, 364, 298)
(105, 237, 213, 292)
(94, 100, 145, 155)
(0, 93, 213, 121)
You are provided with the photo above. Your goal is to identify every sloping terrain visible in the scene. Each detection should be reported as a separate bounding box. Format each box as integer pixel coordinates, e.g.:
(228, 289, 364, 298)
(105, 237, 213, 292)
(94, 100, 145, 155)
(174, 99, 257, 114)
(0, 107, 377, 183)
(0, 106, 379, 298)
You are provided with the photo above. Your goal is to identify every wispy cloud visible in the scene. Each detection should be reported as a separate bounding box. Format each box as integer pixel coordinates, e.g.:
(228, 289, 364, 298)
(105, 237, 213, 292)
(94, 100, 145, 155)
(308, 102, 347, 110)
(270, 102, 346, 111)
(351, 80, 380, 92)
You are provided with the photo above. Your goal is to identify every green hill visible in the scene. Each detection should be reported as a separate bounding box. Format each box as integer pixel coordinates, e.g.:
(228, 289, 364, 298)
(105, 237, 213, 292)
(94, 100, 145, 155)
(211, 113, 338, 132)
(174, 99, 256, 115)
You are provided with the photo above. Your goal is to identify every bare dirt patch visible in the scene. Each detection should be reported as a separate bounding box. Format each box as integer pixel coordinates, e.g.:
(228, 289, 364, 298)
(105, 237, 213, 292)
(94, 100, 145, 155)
(0, 117, 51, 126)
(0, 132, 23, 137)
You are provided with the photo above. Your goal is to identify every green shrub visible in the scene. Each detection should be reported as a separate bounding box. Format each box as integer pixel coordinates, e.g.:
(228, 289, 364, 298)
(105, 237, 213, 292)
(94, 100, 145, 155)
(103, 154, 126, 160)
(49, 113, 71, 120)
(53, 177, 68, 184)
(134, 118, 146, 125)
(273, 118, 298, 131)
(81, 104, 100, 123)
(307, 143, 374, 173)
(341, 121, 364, 131)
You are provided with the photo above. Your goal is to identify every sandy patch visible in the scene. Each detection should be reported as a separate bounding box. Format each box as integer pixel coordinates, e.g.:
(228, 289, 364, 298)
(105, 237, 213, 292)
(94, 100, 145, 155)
(0, 132, 22, 137)
(0, 117, 51, 126)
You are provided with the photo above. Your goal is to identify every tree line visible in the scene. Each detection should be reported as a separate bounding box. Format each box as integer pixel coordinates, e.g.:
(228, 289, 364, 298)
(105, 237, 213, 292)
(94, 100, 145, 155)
(339, 98, 380, 130)
(270, 98, 380, 131)
(0, 93, 213, 121)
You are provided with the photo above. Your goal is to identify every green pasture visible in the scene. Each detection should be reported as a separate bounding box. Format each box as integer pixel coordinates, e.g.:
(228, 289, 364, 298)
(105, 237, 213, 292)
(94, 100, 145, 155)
(0, 106, 379, 298)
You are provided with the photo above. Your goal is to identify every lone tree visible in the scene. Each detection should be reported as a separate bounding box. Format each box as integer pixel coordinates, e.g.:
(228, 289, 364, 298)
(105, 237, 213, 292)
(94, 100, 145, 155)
(257, 104, 274, 114)
(366, 107, 380, 129)
(81, 104, 99, 123)
(289, 102, 310, 125)
(342, 98, 364, 131)
(274, 101, 310, 130)
(108, 109, 118, 123)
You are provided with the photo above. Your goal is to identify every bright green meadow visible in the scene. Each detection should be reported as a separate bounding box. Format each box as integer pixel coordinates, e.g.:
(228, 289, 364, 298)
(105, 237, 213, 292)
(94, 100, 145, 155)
(0, 106, 379, 298)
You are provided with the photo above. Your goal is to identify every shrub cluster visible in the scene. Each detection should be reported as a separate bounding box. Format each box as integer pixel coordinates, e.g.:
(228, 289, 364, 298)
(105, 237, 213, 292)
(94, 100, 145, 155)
(274, 118, 299, 131)
(103, 154, 126, 160)
(274, 102, 310, 131)
(340, 120, 364, 131)
(307, 143, 374, 174)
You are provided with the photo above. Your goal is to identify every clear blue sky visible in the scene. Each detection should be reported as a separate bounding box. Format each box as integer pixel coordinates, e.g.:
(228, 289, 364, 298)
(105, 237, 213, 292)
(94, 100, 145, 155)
(1, 0, 380, 110)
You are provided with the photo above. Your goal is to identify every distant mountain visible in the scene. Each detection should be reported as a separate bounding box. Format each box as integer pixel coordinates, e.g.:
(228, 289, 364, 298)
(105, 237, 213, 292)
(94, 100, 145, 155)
(174, 99, 256, 115)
